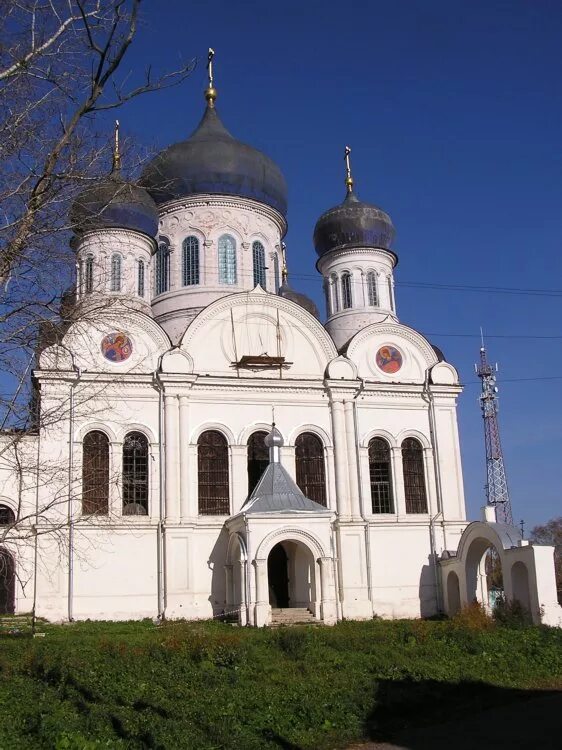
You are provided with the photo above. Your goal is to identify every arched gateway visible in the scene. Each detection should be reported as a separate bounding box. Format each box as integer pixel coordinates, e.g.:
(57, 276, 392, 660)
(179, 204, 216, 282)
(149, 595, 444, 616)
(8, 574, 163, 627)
(226, 426, 336, 626)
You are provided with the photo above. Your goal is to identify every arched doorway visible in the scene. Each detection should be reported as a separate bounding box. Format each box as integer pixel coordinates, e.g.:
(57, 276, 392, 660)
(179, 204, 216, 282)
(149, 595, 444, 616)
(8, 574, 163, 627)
(268, 543, 289, 607)
(0, 548, 15, 615)
(466, 538, 503, 612)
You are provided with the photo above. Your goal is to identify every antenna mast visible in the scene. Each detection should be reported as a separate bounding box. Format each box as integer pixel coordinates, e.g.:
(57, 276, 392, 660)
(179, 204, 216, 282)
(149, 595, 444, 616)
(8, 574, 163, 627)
(475, 339, 513, 525)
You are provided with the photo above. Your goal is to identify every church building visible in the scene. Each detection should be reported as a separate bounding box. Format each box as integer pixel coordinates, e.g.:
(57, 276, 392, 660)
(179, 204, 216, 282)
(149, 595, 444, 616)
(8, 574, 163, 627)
(0, 56, 474, 626)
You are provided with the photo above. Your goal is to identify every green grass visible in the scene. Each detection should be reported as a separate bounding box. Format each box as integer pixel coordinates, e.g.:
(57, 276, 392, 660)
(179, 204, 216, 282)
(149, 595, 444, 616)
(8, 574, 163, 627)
(0, 617, 560, 749)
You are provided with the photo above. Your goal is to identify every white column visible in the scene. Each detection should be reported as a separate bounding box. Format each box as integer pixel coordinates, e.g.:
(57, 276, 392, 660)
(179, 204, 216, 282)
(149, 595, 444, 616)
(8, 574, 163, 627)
(253, 558, 269, 626)
(319, 556, 337, 624)
(423, 447, 437, 515)
(164, 394, 180, 521)
(230, 445, 247, 514)
(179, 396, 189, 520)
(110, 441, 122, 517)
(331, 400, 350, 518)
(344, 400, 361, 519)
(392, 446, 405, 517)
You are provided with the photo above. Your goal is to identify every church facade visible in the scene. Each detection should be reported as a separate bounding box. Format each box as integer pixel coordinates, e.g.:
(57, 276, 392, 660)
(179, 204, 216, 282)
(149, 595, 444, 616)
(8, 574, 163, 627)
(0, 70, 470, 626)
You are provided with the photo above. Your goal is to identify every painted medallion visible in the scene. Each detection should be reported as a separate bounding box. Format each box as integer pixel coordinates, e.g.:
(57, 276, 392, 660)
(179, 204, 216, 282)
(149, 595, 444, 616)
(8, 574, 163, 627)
(101, 332, 132, 363)
(376, 345, 402, 374)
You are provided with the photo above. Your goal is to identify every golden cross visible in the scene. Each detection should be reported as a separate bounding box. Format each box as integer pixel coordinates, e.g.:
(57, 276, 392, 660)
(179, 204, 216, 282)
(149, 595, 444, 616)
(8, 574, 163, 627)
(113, 120, 121, 172)
(344, 145, 353, 193)
(207, 48, 215, 89)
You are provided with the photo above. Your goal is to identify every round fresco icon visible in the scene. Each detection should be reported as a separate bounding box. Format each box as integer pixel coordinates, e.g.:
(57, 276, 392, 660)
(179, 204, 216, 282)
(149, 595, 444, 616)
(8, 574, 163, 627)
(376, 345, 402, 374)
(101, 332, 132, 363)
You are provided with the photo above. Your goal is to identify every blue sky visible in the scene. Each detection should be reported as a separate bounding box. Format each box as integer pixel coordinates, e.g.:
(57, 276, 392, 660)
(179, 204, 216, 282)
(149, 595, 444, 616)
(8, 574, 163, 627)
(118, 2, 560, 528)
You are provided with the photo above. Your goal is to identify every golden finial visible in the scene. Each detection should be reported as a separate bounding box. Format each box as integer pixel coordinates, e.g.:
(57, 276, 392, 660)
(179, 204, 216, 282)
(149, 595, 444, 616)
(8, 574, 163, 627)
(344, 145, 353, 193)
(281, 241, 288, 284)
(112, 120, 121, 173)
(205, 47, 217, 107)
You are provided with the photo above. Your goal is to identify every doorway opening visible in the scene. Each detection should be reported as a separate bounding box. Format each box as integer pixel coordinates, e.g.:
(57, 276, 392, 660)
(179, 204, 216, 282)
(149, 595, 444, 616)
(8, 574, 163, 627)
(0, 548, 15, 615)
(268, 543, 289, 607)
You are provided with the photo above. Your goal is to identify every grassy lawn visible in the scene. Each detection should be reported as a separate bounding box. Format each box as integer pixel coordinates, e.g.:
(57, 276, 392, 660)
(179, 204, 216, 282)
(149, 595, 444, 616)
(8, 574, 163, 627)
(0, 615, 560, 749)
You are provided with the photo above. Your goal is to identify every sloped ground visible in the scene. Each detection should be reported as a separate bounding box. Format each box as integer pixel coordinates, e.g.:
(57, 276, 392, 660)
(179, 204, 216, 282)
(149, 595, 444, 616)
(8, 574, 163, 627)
(0, 616, 560, 749)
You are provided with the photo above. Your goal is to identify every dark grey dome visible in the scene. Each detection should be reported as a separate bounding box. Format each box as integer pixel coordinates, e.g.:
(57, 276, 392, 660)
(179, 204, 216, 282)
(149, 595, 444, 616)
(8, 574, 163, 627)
(71, 173, 158, 238)
(279, 284, 320, 320)
(313, 191, 395, 257)
(141, 104, 287, 216)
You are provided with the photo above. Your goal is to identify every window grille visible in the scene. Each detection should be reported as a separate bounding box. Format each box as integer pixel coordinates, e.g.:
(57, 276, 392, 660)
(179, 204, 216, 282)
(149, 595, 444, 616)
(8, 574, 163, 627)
(247, 431, 269, 496)
(341, 272, 352, 309)
(82, 431, 109, 515)
(367, 271, 378, 306)
(273, 254, 280, 293)
(155, 241, 170, 295)
(198, 431, 229, 515)
(402, 438, 428, 513)
(110, 254, 122, 292)
(368, 438, 394, 513)
(137, 260, 145, 297)
(218, 234, 237, 284)
(122, 432, 149, 515)
(0, 505, 15, 525)
(331, 274, 340, 312)
(85, 255, 94, 294)
(252, 240, 266, 289)
(295, 433, 327, 506)
(182, 236, 200, 286)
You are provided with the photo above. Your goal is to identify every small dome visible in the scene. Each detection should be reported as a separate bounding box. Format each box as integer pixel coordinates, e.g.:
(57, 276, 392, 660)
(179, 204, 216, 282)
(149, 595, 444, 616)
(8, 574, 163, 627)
(264, 426, 284, 449)
(141, 104, 287, 216)
(313, 191, 395, 257)
(70, 173, 158, 238)
(279, 284, 320, 320)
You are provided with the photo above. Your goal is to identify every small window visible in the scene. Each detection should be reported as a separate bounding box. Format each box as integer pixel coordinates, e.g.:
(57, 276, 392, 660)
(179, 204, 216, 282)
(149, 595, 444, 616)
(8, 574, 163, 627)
(155, 240, 170, 295)
(323, 280, 331, 316)
(368, 438, 393, 513)
(198, 431, 229, 515)
(182, 236, 200, 286)
(85, 255, 94, 294)
(122, 432, 149, 515)
(367, 271, 378, 307)
(330, 274, 340, 313)
(110, 254, 122, 292)
(82, 431, 109, 515)
(341, 272, 352, 309)
(402, 438, 428, 513)
(137, 260, 145, 297)
(0, 505, 15, 525)
(388, 276, 394, 311)
(252, 240, 266, 289)
(218, 234, 237, 284)
(273, 255, 280, 293)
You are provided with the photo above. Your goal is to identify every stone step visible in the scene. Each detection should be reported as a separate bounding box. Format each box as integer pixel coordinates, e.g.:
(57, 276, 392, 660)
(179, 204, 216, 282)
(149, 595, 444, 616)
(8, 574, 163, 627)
(270, 607, 317, 626)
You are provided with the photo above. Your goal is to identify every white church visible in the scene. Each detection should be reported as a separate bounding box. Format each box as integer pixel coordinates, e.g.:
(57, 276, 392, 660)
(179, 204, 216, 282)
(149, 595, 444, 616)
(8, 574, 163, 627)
(1, 58, 560, 627)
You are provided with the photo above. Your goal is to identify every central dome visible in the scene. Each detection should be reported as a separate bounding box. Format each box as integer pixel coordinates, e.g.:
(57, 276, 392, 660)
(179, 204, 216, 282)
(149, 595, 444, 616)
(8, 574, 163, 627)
(141, 104, 288, 216)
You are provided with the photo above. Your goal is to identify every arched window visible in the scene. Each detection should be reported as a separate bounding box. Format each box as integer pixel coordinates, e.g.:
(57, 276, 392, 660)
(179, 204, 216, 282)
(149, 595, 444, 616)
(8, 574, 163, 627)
(82, 431, 109, 515)
(198, 431, 229, 515)
(0, 548, 15, 615)
(323, 280, 331, 316)
(218, 234, 237, 284)
(85, 254, 94, 294)
(330, 274, 340, 313)
(137, 260, 145, 297)
(110, 254, 122, 292)
(387, 276, 394, 311)
(247, 431, 269, 496)
(252, 240, 266, 289)
(368, 438, 393, 513)
(0, 505, 15, 525)
(402, 438, 427, 513)
(122, 432, 149, 515)
(155, 240, 170, 295)
(367, 271, 378, 307)
(273, 254, 280, 293)
(341, 272, 352, 309)
(182, 236, 200, 286)
(295, 432, 326, 506)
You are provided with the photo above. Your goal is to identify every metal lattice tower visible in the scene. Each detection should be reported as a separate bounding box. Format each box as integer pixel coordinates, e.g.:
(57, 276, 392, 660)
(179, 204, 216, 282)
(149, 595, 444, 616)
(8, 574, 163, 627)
(475, 343, 513, 526)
